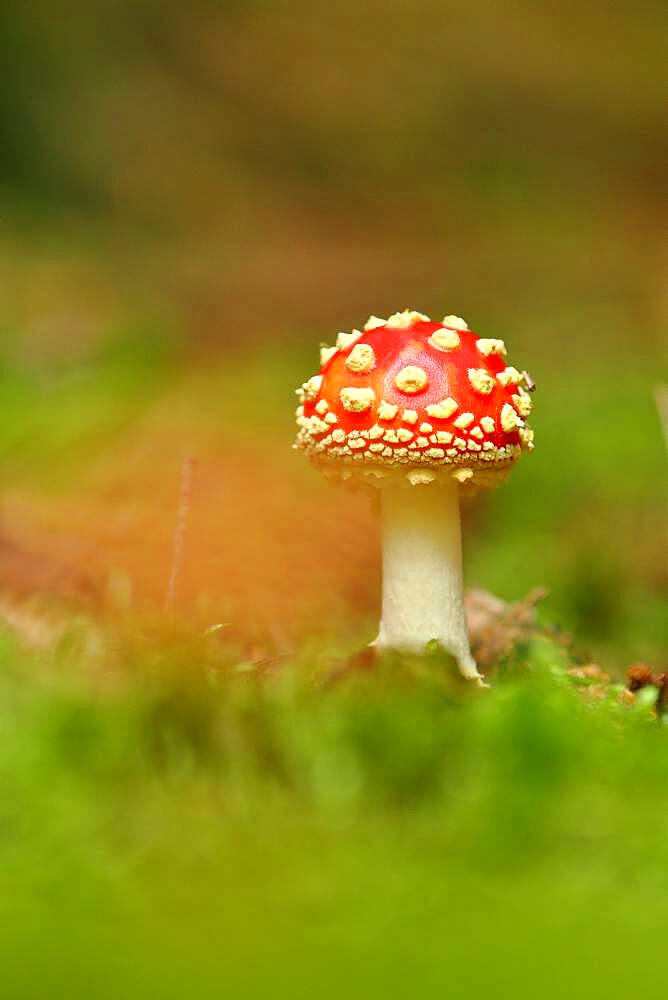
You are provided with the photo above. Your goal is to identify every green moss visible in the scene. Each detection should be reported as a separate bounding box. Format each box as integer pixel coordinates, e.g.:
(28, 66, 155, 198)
(0, 631, 666, 998)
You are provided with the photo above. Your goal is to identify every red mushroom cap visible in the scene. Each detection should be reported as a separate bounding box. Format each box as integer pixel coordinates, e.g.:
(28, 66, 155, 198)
(295, 310, 534, 490)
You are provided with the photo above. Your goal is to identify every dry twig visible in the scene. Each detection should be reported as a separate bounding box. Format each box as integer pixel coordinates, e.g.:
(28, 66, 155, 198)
(654, 385, 668, 454)
(164, 456, 195, 613)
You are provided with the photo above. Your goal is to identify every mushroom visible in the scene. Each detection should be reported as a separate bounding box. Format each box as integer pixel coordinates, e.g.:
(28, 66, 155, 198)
(294, 309, 535, 685)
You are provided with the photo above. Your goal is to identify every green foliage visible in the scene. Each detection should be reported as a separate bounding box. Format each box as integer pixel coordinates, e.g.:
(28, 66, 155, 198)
(1, 632, 667, 998)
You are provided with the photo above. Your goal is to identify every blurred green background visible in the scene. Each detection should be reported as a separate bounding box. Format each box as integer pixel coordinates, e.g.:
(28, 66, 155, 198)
(0, 1, 666, 996)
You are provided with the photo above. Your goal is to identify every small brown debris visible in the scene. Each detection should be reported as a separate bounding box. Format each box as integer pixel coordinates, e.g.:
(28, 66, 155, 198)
(567, 664, 611, 684)
(325, 645, 378, 686)
(625, 664, 668, 717)
(627, 663, 657, 692)
(346, 646, 377, 674)
(465, 586, 548, 669)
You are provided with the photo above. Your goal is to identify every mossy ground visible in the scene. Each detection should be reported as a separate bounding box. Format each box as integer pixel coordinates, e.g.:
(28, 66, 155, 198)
(1, 620, 667, 1000)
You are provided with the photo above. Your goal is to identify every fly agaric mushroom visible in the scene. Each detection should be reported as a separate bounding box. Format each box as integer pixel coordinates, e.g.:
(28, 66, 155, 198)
(294, 309, 535, 684)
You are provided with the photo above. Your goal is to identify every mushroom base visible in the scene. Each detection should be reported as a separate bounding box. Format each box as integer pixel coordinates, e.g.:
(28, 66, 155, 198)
(372, 480, 483, 683)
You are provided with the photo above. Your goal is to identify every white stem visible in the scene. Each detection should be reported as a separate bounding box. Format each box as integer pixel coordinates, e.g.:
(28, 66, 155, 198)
(372, 481, 483, 683)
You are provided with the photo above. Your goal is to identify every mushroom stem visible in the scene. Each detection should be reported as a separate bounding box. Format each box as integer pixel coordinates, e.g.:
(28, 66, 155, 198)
(372, 480, 483, 684)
